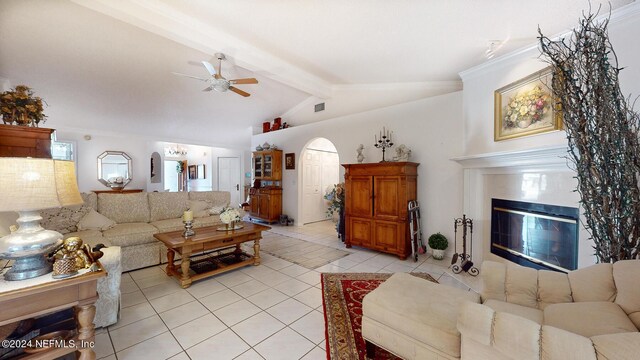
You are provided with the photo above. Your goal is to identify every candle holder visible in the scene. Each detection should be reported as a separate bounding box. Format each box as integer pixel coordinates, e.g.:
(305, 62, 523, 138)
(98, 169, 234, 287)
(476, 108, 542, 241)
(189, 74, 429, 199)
(183, 220, 195, 238)
(374, 127, 394, 162)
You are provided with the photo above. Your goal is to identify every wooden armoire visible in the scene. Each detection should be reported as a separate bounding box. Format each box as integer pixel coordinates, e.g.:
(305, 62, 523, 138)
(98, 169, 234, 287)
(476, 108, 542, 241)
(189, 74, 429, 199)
(0, 124, 54, 158)
(343, 162, 419, 259)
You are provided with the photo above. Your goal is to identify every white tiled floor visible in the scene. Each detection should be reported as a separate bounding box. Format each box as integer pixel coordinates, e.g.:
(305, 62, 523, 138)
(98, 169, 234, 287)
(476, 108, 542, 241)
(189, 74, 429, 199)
(98, 220, 479, 360)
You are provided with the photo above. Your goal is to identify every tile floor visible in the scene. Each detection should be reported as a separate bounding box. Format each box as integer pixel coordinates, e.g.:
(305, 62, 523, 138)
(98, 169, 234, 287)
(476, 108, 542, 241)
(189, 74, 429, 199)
(96, 220, 480, 360)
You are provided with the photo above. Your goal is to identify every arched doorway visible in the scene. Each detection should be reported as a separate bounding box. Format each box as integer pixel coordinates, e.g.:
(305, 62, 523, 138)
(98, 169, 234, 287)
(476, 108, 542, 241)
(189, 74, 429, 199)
(300, 138, 340, 224)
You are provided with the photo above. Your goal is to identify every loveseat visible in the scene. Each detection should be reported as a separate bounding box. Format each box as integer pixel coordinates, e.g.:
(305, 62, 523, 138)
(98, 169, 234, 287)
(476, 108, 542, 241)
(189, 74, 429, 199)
(0, 191, 230, 272)
(457, 260, 640, 360)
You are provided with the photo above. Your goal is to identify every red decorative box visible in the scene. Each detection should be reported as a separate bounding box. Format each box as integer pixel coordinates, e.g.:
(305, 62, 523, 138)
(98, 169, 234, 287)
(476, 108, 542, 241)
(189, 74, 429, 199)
(273, 117, 282, 128)
(262, 122, 271, 133)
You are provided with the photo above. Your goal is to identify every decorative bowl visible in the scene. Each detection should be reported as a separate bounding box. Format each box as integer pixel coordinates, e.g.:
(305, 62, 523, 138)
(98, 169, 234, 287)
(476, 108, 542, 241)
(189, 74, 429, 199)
(255, 145, 263, 151)
(262, 142, 270, 150)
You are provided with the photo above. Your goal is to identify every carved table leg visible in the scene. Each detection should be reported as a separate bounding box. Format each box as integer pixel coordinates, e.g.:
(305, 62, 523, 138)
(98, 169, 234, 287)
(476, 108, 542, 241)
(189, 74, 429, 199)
(166, 249, 175, 275)
(253, 239, 261, 265)
(75, 304, 96, 360)
(180, 249, 192, 288)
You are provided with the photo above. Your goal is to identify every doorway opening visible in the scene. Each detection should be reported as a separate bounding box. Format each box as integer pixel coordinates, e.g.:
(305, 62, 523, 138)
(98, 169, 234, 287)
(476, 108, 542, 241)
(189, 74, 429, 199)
(300, 138, 340, 225)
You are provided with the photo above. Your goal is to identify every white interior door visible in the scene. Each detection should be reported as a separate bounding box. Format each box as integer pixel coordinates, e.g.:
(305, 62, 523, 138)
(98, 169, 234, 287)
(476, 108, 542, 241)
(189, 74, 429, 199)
(163, 160, 178, 192)
(302, 150, 323, 224)
(218, 157, 241, 206)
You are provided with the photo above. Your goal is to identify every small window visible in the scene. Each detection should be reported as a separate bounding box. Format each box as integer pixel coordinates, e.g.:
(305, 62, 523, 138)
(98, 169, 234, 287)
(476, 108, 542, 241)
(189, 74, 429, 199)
(51, 140, 75, 161)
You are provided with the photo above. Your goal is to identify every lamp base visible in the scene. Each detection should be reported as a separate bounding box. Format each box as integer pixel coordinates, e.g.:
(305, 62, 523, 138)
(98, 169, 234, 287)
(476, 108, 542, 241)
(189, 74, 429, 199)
(0, 210, 63, 281)
(3, 255, 53, 281)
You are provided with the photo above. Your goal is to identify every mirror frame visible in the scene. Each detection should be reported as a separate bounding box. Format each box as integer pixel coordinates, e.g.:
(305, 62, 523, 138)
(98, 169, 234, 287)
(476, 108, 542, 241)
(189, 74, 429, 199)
(97, 151, 132, 189)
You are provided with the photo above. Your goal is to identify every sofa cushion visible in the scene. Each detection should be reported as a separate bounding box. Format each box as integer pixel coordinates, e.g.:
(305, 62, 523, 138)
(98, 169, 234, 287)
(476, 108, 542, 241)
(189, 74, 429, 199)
(537, 268, 572, 309)
(612, 260, 640, 330)
(148, 192, 189, 222)
(543, 301, 638, 338)
(103, 222, 158, 247)
(82, 192, 97, 211)
(193, 216, 223, 228)
(98, 193, 150, 223)
(188, 200, 211, 218)
(483, 299, 543, 324)
(189, 191, 230, 208)
(77, 209, 116, 231)
(492, 312, 541, 360)
(40, 201, 93, 234)
(481, 261, 507, 302)
(363, 272, 480, 358)
(505, 262, 539, 308)
(541, 325, 598, 360)
(591, 332, 640, 360)
(150, 218, 184, 233)
(568, 263, 615, 302)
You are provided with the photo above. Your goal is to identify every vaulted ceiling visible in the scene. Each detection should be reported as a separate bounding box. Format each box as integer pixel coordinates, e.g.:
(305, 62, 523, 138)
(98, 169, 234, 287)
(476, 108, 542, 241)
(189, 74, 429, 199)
(0, 0, 634, 148)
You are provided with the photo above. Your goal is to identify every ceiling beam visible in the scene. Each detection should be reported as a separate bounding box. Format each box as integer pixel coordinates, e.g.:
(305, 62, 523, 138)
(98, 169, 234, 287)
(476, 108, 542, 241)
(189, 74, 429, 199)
(71, 0, 333, 98)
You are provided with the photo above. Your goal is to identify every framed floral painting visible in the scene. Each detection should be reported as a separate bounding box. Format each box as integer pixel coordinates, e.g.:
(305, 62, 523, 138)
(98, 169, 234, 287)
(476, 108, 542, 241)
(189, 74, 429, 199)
(494, 67, 562, 141)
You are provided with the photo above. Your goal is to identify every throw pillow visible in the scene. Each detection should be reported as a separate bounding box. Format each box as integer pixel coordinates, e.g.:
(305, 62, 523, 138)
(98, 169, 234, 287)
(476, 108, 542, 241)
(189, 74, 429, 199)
(209, 205, 226, 215)
(77, 209, 116, 231)
(40, 203, 92, 234)
(188, 200, 211, 218)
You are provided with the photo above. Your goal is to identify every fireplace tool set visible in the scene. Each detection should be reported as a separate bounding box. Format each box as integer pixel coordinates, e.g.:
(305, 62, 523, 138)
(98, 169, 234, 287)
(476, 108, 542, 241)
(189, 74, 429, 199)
(451, 214, 479, 276)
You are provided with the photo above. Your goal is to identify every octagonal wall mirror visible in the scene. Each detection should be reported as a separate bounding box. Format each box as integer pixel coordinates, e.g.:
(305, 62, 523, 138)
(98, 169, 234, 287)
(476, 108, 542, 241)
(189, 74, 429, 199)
(97, 151, 132, 189)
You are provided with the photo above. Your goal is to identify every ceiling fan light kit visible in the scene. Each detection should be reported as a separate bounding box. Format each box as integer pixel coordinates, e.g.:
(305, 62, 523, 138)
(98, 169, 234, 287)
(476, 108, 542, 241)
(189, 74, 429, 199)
(173, 53, 258, 97)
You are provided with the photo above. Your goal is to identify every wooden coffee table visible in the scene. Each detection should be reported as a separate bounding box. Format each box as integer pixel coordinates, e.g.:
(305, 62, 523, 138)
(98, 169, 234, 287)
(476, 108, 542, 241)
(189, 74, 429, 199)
(153, 222, 270, 288)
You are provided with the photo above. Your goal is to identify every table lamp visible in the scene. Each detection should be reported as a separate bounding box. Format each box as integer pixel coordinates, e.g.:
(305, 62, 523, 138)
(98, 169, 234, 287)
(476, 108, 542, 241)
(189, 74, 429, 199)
(0, 158, 83, 280)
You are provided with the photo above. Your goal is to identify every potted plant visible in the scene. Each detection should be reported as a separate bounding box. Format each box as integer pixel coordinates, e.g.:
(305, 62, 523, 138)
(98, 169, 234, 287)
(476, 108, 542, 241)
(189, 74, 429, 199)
(428, 233, 448, 260)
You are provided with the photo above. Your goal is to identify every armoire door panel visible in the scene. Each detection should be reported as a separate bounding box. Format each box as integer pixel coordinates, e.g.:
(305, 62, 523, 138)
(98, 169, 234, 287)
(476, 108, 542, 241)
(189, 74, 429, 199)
(373, 221, 400, 251)
(349, 218, 372, 246)
(374, 177, 400, 220)
(349, 176, 372, 217)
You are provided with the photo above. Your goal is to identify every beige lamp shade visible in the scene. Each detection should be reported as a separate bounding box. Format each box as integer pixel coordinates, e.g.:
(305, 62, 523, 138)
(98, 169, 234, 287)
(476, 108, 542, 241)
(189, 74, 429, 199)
(0, 158, 83, 212)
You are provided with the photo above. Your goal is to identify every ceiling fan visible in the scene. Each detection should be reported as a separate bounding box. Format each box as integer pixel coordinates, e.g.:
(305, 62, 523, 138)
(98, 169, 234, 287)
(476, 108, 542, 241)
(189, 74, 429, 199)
(173, 53, 258, 97)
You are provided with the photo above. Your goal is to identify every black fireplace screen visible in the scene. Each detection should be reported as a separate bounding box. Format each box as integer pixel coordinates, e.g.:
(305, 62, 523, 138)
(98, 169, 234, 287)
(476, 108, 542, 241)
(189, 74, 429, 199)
(491, 198, 579, 272)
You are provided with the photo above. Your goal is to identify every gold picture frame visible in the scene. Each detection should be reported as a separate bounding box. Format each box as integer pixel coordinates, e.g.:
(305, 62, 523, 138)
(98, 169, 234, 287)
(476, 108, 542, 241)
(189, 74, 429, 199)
(494, 67, 562, 141)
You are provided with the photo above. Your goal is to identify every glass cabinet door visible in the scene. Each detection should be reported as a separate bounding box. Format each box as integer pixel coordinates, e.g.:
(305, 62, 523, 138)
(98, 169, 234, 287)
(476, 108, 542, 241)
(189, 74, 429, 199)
(254, 155, 263, 178)
(263, 154, 273, 178)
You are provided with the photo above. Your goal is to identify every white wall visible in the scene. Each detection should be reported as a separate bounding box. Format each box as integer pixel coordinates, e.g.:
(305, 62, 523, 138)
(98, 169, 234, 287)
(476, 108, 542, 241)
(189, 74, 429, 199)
(252, 91, 464, 244)
(460, 6, 640, 157)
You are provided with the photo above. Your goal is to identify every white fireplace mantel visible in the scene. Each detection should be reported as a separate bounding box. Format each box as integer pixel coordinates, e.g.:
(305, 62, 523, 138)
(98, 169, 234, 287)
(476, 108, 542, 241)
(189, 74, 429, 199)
(451, 145, 569, 169)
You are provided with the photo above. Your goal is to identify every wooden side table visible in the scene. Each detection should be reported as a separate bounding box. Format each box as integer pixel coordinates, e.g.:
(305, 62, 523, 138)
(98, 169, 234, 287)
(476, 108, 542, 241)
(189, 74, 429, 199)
(0, 268, 106, 360)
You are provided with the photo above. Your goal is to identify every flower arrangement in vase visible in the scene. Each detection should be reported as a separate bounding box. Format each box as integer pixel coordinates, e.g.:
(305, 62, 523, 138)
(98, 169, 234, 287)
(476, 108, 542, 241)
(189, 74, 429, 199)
(220, 207, 242, 229)
(0, 85, 47, 127)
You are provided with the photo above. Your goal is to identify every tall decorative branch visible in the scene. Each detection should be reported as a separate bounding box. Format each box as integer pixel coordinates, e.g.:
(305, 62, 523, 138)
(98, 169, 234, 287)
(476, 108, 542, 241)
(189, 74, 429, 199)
(539, 11, 640, 262)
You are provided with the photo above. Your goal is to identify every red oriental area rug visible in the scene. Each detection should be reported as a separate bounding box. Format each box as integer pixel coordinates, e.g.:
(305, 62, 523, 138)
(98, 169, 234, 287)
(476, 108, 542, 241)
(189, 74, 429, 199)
(321, 272, 438, 360)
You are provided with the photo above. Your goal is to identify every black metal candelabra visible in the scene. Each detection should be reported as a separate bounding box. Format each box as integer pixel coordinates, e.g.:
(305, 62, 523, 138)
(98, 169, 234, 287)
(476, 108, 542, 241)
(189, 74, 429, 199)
(451, 214, 479, 276)
(374, 127, 394, 162)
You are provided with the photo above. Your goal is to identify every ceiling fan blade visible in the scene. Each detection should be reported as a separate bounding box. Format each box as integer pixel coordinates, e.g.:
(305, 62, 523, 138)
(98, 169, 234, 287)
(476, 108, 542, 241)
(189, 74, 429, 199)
(201, 61, 218, 78)
(229, 86, 250, 97)
(202, 86, 213, 92)
(172, 72, 208, 81)
(230, 78, 258, 85)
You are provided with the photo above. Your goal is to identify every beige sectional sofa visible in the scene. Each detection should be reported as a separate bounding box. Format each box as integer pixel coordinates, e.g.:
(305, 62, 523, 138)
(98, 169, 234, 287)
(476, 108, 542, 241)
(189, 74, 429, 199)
(457, 260, 640, 360)
(362, 260, 640, 360)
(50, 191, 229, 272)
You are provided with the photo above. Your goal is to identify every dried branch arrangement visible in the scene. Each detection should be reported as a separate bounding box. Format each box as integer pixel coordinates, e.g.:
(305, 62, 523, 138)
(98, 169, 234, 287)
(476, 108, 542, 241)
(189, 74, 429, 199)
(539, 11, 640, 262)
